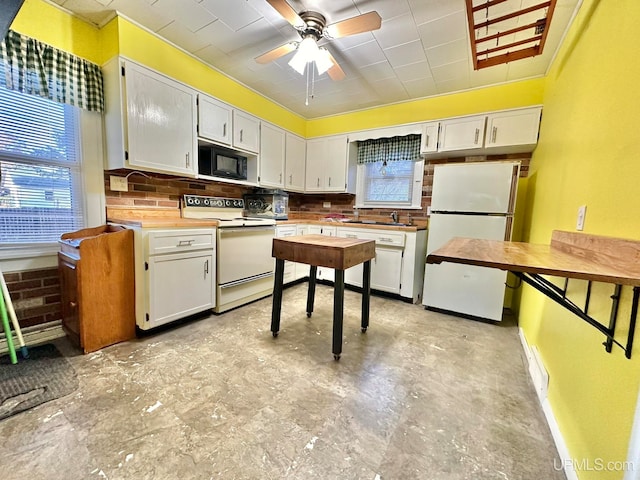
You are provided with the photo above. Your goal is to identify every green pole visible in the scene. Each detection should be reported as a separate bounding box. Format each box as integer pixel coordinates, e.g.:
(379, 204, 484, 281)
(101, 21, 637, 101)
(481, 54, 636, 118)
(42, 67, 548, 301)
(0, 289, 17, 364)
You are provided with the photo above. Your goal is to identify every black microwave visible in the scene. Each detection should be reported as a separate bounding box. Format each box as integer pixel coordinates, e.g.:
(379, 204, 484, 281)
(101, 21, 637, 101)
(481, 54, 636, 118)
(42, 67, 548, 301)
(198, 145, 247, 180)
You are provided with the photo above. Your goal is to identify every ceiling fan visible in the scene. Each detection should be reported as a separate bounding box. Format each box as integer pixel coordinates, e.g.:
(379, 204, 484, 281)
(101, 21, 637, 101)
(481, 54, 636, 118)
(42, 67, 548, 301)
(256, 0, 382, 81)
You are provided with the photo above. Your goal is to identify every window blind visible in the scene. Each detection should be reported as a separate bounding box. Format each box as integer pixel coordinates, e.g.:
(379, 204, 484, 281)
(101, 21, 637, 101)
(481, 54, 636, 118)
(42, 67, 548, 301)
(0, 66, 83, 244)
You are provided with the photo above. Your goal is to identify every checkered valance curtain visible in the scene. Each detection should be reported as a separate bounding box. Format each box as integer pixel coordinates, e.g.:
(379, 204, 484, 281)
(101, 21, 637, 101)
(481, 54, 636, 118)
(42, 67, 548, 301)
(357, 134, 421, 164)
(0, 29, 104, 112)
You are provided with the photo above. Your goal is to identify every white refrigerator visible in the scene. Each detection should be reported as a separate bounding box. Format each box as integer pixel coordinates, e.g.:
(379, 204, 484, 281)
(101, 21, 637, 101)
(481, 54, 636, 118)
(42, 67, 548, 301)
(422, 161, 520, 321)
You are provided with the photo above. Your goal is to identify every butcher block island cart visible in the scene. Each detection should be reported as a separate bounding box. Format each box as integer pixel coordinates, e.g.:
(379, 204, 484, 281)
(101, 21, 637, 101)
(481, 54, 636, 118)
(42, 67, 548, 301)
(58, 225, 135, 353)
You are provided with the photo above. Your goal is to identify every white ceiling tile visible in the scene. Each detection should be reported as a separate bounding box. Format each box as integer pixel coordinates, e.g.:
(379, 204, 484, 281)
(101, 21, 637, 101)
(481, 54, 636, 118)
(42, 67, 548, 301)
(329, 32, 375, 50)
(353, 0, 410, 19)
(431, 59, 469, 82)
(409, 0, 464, 25)
(157, 21, 211, 53)
(384, 39, 427, 68)
(426, 38, 469, 67)
(53, 0, 115, 26)
(403, 77, 438, 97)
(110, 0, 174, 31)
(505, 55, 548, 79)
(357, 61, 397, 82)
(152, 0, 216, 33)
(394, 60, 433, 82)
(341, 40, 387, 68)
(200, 0, 262, 31)
(418, 10, 467, 49)
(435, 76, 472, 94)
(469, 63, 509, 87)
(373, 12, 420, 50)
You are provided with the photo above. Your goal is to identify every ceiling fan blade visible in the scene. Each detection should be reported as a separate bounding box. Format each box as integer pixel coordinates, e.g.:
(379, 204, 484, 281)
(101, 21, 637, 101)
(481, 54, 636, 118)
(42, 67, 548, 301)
(255, 42, 297, 64)
(266, 0, 306, 29)
(326, 52, 346, 81)
(324, 11, 382, 39)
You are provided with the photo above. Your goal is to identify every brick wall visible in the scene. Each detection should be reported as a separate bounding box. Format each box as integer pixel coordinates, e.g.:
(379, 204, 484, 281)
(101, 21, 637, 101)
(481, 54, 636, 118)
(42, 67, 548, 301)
(3, 267, 61, 329)
(104, 153, 530, 222)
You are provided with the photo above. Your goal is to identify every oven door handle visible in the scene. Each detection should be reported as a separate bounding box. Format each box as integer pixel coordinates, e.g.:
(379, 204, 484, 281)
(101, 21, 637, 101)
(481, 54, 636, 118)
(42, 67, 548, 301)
(218, 226, 275, 235)
(219, 271, 274, 288)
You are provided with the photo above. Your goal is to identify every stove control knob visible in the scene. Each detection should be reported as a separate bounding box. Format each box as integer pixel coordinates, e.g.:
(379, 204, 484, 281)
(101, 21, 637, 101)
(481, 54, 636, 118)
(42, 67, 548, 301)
(203, 199, 210, 206)
(194, 198, 200, 205)
(234, 200, 242, 207)
(225, 199, 232, 207)
(215, 199, 224, 207)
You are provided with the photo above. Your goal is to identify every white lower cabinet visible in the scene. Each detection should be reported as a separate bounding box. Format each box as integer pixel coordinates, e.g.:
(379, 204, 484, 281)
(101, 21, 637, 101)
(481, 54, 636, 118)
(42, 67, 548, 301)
(275, 225, 297, 284)
(131, 227, 216, 330)
(338, 228, 404, 295)
(294, 225, 309, 280)
(307, 225, 336, 281)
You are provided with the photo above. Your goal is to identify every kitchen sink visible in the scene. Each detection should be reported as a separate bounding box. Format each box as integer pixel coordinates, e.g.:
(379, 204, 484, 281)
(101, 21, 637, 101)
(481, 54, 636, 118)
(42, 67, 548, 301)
(344, 220, 408, 227)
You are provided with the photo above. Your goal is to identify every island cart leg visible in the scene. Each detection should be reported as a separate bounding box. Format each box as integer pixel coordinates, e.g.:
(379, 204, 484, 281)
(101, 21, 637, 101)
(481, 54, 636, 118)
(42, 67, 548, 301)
(333, 269, 345, 360)
(361, 260, 371, 333)
(306, 265, 317, 318)
(271, 258, 285, 337)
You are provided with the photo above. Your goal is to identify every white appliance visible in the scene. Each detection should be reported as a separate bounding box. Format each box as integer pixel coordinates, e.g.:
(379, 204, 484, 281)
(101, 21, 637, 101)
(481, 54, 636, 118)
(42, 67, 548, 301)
(422, 161, 520, 321)
(181, 195, 276, 313)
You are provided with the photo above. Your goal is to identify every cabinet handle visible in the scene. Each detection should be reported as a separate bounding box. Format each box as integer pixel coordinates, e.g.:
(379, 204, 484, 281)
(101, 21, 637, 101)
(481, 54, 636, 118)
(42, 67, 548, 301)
(178, 239, 195, 247)
(70, 301, 77, 308)
(223, 123, 227, 137)
(204, 259, 209, 278)
(379, 237, 392, 242)
(279, 173, 282, 183)
(346, 234, 357, 238)
(492, 126, 497, 143)
(289, 174, 292, 184)
(474, 128, 479, 144)
(328, 177, 332, 187)
(316, 178, 320, 187)
(425, 134, 430, 147)
(240, 129, 243, 142)
(186, 152, 190, 168)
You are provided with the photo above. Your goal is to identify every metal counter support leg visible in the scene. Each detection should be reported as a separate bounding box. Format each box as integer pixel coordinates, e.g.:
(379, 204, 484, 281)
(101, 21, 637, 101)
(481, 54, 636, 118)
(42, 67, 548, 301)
(361, 260, 371, 333)
(271, 259, 285, 337)
(306, 266, 317, 318)
(333, 269, 345, 360)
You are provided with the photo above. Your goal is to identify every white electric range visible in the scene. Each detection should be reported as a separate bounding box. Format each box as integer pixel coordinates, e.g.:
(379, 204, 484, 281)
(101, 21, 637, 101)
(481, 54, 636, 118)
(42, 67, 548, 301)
(181, 195, 276, 313)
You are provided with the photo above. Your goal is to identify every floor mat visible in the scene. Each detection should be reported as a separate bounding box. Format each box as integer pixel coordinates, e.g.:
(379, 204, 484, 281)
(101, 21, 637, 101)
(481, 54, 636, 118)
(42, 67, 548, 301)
(0, 343, 78, 421)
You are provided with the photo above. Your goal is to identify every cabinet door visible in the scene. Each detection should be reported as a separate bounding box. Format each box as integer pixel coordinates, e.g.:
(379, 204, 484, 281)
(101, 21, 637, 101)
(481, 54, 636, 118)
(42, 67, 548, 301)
(147, 250, 214, 329)
(58, 253, 81, 348)
(276, 226, 297, 284)
(233, 111, 260, 153)
(438, 115, 486, 152)
(259, 122, 285, 188)
(371, 247, 403, 294)
(125, 61, 197, 176)
(198, 94, 232, 145)
(305, 138, 327, 191)
(325, 135, 348, 192)
(285, 133, 306, 192)
(420, 122, 439, 153)
(485, 107, 542, 149)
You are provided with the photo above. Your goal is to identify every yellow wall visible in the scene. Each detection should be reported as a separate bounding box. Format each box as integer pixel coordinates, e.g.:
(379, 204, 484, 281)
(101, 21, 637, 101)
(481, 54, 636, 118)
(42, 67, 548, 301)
(307, 78, 545, 138)
(519, 0, 640, 478)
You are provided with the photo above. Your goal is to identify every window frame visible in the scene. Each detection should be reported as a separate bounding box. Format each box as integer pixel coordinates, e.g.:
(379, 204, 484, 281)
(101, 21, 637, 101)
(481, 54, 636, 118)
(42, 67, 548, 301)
(354, 158, 425, 210)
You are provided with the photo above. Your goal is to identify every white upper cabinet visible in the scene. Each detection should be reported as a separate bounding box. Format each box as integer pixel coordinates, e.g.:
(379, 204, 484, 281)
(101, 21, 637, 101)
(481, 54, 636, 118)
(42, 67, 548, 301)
(285, 133, 306, 192)
(198, 94, 232, 145)
(305, 135, 352, 193)
(420, 122, 439, 154)
(103, 57, 197, 177)
(259, 122, 285, 188)
(233, 110, 260, 153)
(485, 107, 542, 152)
(438, 115, 487, 153)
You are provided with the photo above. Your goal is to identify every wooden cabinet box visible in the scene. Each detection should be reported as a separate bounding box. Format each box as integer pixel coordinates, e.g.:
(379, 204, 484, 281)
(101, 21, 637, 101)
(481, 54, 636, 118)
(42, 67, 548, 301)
(58, 225, 135, 353)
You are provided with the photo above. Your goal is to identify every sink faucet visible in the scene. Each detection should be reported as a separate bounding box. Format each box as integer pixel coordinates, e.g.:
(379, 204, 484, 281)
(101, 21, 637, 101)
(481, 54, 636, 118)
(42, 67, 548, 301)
(390, 211, 398, 223)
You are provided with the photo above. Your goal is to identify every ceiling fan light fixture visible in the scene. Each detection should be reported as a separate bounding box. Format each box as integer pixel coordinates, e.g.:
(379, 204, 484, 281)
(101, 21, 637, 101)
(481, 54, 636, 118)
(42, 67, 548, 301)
(315, 48, 333, 75)
(288, 36, 320, 75)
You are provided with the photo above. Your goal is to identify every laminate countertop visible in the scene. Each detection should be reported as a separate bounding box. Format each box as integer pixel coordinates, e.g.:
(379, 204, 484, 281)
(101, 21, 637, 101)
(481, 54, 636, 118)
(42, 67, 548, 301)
(277, 219, 427, 232)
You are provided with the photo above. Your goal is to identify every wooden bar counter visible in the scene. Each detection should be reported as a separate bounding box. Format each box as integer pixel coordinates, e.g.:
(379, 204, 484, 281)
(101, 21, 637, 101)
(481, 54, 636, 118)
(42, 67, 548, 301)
(271, 234, 376, 360)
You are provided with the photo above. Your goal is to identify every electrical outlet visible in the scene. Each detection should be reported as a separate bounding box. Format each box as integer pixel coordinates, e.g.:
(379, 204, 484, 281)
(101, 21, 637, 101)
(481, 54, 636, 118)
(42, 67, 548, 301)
(110, 175, 128, 192)
(576, 205, 587, 231)
(323, 201, 331, 208)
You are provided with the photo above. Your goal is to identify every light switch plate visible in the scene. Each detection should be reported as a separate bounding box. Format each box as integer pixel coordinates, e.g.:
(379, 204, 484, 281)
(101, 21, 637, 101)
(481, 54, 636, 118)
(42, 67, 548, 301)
(110, 175, 128, 192)
(576, 205, 586, 231)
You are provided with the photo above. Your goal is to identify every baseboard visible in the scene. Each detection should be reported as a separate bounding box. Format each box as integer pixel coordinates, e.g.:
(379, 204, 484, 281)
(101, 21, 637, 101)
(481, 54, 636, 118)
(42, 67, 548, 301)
(0, 320, 66, 355)
(519, 328, 577, 480)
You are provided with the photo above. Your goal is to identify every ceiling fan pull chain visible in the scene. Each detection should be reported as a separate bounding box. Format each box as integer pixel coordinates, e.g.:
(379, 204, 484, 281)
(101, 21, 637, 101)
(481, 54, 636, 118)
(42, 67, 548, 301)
(305, 63, 310, 106)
